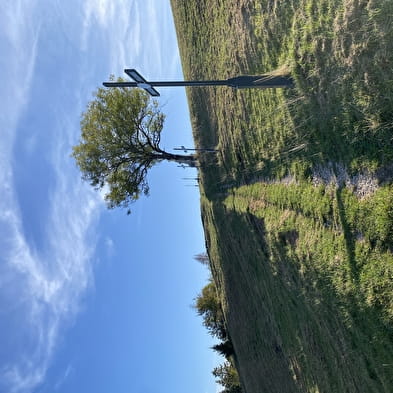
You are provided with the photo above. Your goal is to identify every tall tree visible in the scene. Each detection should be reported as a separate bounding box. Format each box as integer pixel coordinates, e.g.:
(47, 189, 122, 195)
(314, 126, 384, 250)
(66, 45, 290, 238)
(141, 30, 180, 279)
(212, 362, 242, 393)
(72, 77, 195, 211)
(194, 279, 227, 340)
(194, 252, 210, 266)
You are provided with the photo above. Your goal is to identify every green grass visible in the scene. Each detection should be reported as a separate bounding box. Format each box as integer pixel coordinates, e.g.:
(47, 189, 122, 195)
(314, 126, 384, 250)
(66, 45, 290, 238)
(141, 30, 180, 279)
(171, 1, 393, 392)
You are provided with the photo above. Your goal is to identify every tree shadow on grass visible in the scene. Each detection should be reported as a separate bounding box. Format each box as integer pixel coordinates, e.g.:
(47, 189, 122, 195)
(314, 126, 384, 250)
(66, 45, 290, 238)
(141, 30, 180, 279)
(209, 201, 393, 393)
(335, 188, 359, 283)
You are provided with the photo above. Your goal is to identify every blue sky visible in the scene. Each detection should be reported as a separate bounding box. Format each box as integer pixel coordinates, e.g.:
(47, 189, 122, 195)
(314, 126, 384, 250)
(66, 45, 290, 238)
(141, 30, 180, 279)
(0, 1, 220, 392)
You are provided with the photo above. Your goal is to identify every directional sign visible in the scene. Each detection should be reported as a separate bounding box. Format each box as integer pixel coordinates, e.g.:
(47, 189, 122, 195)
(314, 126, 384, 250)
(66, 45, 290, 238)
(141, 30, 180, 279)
(124, 69, 160, 97)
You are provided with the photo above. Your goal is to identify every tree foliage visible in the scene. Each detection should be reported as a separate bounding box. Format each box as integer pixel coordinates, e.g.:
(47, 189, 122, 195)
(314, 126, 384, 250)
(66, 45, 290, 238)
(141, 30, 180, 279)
(195, 278, 242, 392)
(212, 362, 242, 393)
(194, 252, 210, 266)
(212, 340, 234, 359)
(194, 279, 227, 340)
(72, 77, 194, 211)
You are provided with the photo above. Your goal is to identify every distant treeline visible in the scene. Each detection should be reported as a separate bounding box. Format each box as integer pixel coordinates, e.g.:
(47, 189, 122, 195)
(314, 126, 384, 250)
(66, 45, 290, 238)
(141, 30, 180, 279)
(194, 253, 242, 393)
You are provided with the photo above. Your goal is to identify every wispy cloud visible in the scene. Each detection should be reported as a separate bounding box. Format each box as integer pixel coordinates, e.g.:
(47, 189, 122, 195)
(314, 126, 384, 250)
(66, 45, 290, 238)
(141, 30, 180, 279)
(81, 0, 180, 77)
(54, 364, 73, 391)
(0, 1, 102, 392)
(81, 0, 134, 70)
(0, 173, 101, 393)
(0, 103, 101, 393)
(0, 1, 183, 392)
(0, 0, 40, 148)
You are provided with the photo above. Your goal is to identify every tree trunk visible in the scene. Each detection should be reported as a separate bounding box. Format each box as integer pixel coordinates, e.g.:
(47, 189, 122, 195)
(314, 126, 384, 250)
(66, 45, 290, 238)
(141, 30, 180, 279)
(162, 152, 195, 161)
(151, 151, 196, 165)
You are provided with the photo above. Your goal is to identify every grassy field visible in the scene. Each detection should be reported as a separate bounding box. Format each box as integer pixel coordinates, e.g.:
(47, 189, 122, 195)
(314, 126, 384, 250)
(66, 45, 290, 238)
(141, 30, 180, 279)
(171, 1, 393, 392)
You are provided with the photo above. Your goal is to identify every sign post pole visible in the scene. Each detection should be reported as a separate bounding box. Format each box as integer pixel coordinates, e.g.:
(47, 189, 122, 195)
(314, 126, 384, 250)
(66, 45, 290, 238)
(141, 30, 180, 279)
(103, 69, 294, 97)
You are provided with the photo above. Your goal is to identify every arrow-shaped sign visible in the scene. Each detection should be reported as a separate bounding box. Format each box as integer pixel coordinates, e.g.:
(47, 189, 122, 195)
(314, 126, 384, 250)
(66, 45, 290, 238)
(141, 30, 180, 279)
(124, 69, 160, 96)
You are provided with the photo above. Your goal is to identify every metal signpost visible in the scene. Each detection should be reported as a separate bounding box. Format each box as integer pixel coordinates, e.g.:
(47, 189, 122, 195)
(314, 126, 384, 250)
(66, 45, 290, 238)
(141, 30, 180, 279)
(103, 69, 294, 96)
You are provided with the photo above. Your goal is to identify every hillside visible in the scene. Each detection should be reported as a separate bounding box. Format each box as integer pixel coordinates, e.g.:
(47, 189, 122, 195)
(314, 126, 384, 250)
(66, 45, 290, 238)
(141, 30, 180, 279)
(170, 1, 393, 392)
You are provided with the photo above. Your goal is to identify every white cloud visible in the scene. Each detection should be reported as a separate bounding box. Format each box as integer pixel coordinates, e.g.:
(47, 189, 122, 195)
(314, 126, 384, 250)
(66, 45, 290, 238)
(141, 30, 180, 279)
(0, 2, 103, 392)
(0, 131, 102, 393)
(0, 1, 185, 392)
(104, 237, 115, 258)
(54, 364, 73, 391)
(2, 364, 45, 393)
(81, 0, 134, 70)
(0, 1, 40, 147)
(80, 0, 179, 78)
